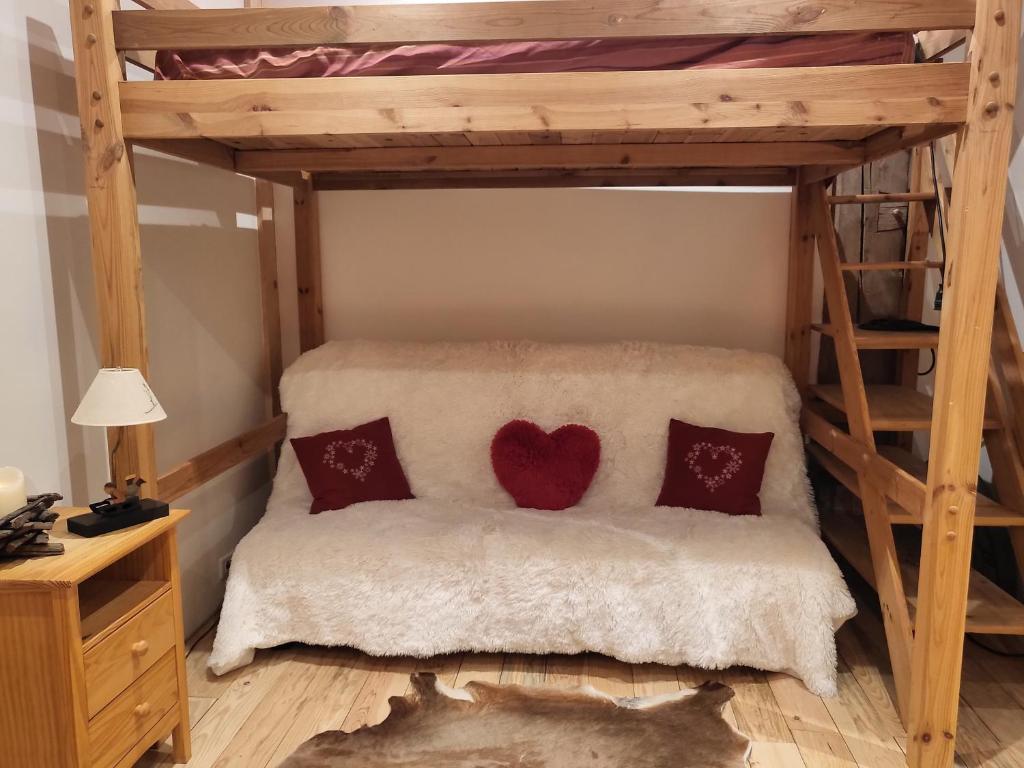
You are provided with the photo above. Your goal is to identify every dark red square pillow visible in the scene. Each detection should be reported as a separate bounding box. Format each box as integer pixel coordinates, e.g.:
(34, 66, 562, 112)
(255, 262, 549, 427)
(656, 419, 774, 516)
(291, 417, 414, 514)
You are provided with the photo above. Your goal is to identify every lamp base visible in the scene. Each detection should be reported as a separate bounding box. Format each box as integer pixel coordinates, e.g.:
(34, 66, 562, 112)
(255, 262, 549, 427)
(67, 498, 169, 538)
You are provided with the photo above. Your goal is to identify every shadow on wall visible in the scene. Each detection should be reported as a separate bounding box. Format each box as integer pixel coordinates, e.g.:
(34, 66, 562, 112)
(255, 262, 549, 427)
(27, 18, 272, 634)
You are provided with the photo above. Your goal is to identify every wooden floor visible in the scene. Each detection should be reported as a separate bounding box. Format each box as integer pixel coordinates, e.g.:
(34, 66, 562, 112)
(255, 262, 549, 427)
(139, 591, 1024, 768)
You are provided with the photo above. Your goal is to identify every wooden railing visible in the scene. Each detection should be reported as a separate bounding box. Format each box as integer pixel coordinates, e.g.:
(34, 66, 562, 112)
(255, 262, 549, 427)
(113, 0, 976, 51)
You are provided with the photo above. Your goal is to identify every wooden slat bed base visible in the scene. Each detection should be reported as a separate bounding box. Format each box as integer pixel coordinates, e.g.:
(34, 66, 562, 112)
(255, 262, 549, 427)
(118, 64, 969, 142)
(157, 414, 287, 503)
(234, 142, 862, 174)
(112, 0, 976, 51)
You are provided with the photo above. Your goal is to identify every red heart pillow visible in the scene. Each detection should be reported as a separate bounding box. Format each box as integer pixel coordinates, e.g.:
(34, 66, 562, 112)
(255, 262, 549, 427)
(491, 420, 601, 510)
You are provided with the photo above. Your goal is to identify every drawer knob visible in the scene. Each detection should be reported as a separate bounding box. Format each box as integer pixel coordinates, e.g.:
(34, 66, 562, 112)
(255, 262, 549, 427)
(131, 640, 149, 656)
(134, 702, 152, 718)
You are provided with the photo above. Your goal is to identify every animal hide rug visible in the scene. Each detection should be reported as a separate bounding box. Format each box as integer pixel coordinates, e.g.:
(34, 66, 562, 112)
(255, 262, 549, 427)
(280, 672, 751, 768)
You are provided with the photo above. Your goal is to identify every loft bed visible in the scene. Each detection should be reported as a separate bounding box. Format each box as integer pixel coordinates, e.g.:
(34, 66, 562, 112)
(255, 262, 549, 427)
(68, 2, 1017, 768)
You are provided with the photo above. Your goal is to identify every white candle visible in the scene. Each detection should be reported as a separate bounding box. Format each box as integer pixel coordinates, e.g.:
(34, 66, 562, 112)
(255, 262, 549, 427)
(0, 467, 27, 516)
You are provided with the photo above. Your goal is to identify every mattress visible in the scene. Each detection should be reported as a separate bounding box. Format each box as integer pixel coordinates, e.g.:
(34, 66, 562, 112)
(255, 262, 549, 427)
(155, 32, 913, 80)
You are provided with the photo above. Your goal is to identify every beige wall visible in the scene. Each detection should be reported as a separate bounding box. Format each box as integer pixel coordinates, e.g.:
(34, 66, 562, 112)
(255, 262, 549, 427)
(1, 0, 271, 635)
(293, 188, 792, 354)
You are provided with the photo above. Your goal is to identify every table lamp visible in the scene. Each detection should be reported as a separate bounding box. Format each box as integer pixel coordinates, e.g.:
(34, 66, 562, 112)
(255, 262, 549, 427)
(69, 368, 170, 536)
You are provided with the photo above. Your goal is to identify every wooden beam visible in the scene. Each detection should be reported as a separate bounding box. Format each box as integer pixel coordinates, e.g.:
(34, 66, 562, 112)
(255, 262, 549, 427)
(118, 64, 970, 141)
(829, 192, 936, 205)
(908, 0, 1021, 766)
(132, 0, 198, 9)
(131, 138, 236, 172)
(810, 182, 914, 720)
(70, 0, 157, 494)
(157, 415, 287, 503)
(784, 173, 815, 395)
(312, 167, 795, 190)
(861, 123, 962, 166)
(255, 181, 282, 417)
(236, 142, 863, 175)
(112, 1, 977, 51)
(802, 407, 928, 514)
(294, 177, 324, 352)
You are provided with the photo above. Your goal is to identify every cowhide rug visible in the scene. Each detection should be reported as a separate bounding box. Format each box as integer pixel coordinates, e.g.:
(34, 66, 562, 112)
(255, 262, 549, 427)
(281, 672, 750, 768)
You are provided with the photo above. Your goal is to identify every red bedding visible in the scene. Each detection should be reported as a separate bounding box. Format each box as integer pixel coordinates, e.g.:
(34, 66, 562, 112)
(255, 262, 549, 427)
(155, 32, 913, 80)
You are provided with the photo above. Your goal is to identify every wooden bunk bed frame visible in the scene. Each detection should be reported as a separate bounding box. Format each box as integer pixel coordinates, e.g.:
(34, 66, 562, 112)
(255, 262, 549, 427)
(68, 2, 1018, 767)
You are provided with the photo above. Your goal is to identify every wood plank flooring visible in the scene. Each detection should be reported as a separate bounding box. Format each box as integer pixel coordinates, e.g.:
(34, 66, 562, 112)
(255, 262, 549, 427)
(138, 592, 1024, 768)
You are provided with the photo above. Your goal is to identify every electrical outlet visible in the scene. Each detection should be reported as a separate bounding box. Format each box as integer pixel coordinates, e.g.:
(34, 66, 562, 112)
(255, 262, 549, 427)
(218, 554, 232, 581)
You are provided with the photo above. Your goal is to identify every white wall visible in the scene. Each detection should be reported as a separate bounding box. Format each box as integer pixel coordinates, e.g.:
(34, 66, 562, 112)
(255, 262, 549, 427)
(0, 0, 271, 635)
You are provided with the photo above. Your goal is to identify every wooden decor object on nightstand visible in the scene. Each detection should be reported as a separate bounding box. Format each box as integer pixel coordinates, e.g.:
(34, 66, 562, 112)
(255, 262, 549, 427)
(0, 508, 191, 768)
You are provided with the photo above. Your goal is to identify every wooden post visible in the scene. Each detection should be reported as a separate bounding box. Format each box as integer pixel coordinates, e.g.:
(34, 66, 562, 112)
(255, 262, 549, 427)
(908, 2, 1020, 766)
(784, 171, 815, 395)
(294, 176, 324, 352)
(255, 181, 283, 416)
(70, 0, 157, 494)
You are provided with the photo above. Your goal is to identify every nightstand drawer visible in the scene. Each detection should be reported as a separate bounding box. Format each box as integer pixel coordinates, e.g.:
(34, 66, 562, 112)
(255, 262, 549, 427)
(88, 651, 178, 768)
(84, 589, 176, 718)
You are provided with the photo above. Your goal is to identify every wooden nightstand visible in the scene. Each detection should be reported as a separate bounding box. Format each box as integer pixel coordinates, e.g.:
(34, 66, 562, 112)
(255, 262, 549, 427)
(0, 508, 191, 768)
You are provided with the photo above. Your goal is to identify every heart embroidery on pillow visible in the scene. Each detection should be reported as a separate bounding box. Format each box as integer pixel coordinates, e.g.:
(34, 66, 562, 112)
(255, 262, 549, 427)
(322, 439, 379, 482)
(685, 441, 743, 492)
(491, 420, 601, 511)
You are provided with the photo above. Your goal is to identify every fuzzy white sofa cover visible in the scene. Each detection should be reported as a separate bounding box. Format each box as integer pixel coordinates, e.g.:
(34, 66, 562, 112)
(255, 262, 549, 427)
(210, 341, 855, 695)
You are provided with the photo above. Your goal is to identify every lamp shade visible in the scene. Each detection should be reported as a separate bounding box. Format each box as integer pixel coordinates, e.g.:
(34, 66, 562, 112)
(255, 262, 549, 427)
(71, 368, 167, 427)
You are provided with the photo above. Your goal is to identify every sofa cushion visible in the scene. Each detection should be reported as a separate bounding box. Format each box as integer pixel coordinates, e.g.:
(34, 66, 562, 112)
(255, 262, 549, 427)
(274, 341, 815, 526)
(656, 419, 774, 516)
(209, 498, 856, 696)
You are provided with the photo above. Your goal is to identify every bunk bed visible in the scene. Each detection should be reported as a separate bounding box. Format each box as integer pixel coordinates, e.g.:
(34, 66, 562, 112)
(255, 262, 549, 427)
(68, 2, 1019, 768)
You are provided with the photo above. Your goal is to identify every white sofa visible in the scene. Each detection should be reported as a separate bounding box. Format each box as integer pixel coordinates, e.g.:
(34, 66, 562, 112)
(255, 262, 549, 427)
(209, 340, 855, 695)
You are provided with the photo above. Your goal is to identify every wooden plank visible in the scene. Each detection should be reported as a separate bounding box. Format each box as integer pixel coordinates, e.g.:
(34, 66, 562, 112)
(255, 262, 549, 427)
(840, 260, 942, 272)
(812, 324, 940, 350)
(810, 182, 914, 722)
(236, 142, 864, 174)
(908, 2, 1020, 763)
(118, 64, 971, 141)
(133, 0, 198, 9)
(861, 124, 962, 166)
(70, 0, 157, 495)
(255, 181, 282, 418)
(112, 1, 978, 51)
(785, 176, 815, 395)
(809, 441, 1024, 527)
(829, 192, 936, 205)
(810, 384, 1000, 431)
(821, 508, 1024, 638)
(156, 414, 287, 503)
(132, 139, 236, 172)
(803, 406, 928, 515)
(454, 654, 503, 687)
(499, 655, 546, 687)
(313, 168, 796, 190)
(294, 177, 324, 353)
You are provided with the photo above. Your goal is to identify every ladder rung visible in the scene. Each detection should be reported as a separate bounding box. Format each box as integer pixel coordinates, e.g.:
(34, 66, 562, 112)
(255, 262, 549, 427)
(839, 261, 943, 272)
(828, 192, 937, 205)
(820, 506, 1024, 634)
(812, 324, 939, 350)
(878, 446, 1024, 527)
(810, 384, 1001, 432)
(808, 442, 1024, 527)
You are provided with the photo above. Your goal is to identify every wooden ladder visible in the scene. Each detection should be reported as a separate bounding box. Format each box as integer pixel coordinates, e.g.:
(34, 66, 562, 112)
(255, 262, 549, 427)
(802, 142, 1024, 723)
